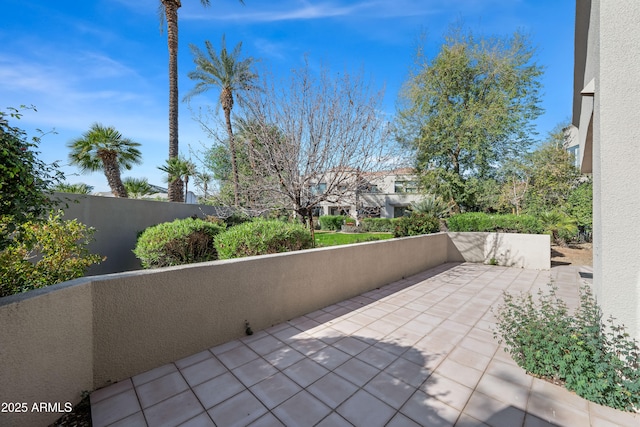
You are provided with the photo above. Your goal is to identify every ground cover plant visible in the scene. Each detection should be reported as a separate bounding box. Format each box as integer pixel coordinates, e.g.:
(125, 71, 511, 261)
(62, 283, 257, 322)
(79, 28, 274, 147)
(134, 217, 225, 268)
(314, 231, 393, 247)
(493, 284, 640, 412)
(214, 219, 313, 259)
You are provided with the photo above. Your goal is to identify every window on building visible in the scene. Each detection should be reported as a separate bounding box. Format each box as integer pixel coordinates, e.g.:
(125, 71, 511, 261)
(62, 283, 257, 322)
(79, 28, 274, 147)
(394, 206, 408, 218)
(394, 180, 418, 193)
(310, 183, 327, 194)
(567, 145, 580, 169)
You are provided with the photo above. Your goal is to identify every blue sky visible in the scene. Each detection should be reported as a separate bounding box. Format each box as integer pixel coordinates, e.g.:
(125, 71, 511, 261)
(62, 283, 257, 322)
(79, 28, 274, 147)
(2, 0, 575, 193)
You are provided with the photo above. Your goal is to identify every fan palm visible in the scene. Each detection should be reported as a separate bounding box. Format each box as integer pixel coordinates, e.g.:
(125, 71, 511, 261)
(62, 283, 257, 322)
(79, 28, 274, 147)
(51, 182, 94, 195)
(67, 124, 142, 198)
(123, 177, 153, 199)
(158, 157, 196, 202)
(184, 34, 259, 207)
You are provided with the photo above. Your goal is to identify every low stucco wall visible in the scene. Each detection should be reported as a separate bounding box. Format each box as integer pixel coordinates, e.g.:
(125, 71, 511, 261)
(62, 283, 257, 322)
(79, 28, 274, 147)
(448, 232, 550, 270)
(0, 231, 548, 426)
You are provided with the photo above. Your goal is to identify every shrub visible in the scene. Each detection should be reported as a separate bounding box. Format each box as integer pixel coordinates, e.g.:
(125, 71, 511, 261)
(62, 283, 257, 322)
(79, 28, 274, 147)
(318, 215, 345, 231)
(359, 218, 397, 233)
(539, 210, 578, 245)
(215, 219, 313, 259)
(494, 284, 640, 412)
(409, 195, 451, 218)
(447, 212, 543, 234)
(0, 211, 103, 297)
(134, 218, 225, 268)
(393, 213, 440, 237)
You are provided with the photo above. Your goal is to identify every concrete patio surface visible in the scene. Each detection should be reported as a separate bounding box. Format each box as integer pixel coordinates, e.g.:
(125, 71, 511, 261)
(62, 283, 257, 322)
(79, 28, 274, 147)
(90, 262, 639, 427)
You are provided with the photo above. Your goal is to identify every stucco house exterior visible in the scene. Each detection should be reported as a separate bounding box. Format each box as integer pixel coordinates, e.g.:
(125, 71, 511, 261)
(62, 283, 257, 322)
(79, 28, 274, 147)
(572, 0, 640, 341)
(316, 168, 423, 219)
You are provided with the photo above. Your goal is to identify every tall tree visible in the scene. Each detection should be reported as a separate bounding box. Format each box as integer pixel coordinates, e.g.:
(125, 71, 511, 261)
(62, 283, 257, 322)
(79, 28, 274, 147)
(184, 35, 259, 207)
(159, 0, 213, 201)
(235, 61, 396, 227)
(396, 27, 543, 212)
(68, 124, 142, 198)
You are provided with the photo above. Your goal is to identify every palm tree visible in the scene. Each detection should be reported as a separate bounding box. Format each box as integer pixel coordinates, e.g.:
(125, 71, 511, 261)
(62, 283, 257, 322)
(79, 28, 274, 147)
(194, 171, 213, 199)
(51, 182, 94, 195)
(123, 177, 153, 199)
(184, 35, 259, 207)
(158, 0, 244, 202)
(158, 157, 196, 202)
(68, 124, 142, 198)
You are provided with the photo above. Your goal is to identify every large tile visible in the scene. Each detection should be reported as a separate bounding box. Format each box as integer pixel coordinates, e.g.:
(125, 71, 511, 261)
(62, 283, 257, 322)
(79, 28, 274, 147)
(91, 389, 141, 427)
(249, 373, 302, 409)
(400, 389, 460, 427)
(435, 357, 483, 389)
(245, 334, 286, 356)
(132, 363, 177, 387)
(272, 390, 331, 426)
(143, 390, 205, 427)
(136, 370, 189, 409)
(307, 372, 358, 408)
(192, 372, 245, 409)
(207, 390, 267, 427)
(333, 357, 380, 387)
(283, 358, 329, 388)
(355, 344, 398, 369)
(462, 390, 526, 427)
(309, 345, 351, 370)
(216, 343, 259, 369)
(364, 371, 417, 409)
(91, 379, 134, 404)
(180, 356, 227, 387)
(336, 389, 396, 427)
(232, 357, 278, 388)
(263, 346, 305, 369)
(421, 372, 473, 411)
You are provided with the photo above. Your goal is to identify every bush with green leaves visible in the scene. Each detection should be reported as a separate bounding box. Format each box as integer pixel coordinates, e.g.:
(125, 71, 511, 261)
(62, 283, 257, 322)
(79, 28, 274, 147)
(1, 107, 64, 249)
(359, 218, 397, 233)
(215, 219, 313, 259)
(134, 218, 225, 268)
(318, 215, 346, 231)
(447, 212, 543, 234)
(0, 211, 103, 297)
(494, 284, 640, 412)
(539, 210, 578, 245)
(393, 213, 440, 237)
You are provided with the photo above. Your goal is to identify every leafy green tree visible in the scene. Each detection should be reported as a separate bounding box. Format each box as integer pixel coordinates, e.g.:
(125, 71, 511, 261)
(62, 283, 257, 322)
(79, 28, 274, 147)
(184, 35, 259, 207)
(396, 27, 543, 212)
(123, 177, 153, 199)
(524, 126, 580, 215)
(566, 179, 593, 236)
(1, 107, 63, 249)
(67, 124, 142, 198)
(52, 182, 94, 194)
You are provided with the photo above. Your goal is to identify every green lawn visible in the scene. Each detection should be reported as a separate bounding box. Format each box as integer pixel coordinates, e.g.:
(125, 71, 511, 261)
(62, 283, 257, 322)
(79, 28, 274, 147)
(314, 231, 394, 247)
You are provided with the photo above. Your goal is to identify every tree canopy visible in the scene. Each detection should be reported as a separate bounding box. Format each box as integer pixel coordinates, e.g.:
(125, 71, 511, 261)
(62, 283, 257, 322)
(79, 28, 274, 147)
(396, 27, 543, 212)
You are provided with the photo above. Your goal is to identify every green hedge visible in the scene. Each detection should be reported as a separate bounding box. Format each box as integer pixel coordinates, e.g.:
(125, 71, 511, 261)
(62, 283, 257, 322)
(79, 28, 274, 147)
(134, 218, 225, 268)
(447, 212, 543, 234)
(215, 219, 313, 259)
(393, 213, 440, 237)
(318, 215, 345, 231)
(359, 218, 397, 232)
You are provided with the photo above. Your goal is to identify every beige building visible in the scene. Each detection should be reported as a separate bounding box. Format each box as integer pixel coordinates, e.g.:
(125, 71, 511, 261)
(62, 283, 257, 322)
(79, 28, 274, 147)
(316, 168, 423, 219)
(573, 0, 640, 340)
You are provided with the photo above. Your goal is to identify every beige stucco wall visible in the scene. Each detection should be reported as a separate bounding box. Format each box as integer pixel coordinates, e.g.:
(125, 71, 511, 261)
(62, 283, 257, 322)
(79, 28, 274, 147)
(447, 232, 550, 270)
(574, 0, 640, 341)
(0, 280, 94, 427)
(55, 193, 227, 275)
(0, 231, 548, 425)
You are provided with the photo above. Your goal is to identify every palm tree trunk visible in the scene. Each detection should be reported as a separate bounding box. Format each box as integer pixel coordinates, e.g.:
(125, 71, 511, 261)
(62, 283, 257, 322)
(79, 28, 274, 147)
(101, 154, 128, 198)
(165, 0, 181, 202)
(224, 106, 240, 207)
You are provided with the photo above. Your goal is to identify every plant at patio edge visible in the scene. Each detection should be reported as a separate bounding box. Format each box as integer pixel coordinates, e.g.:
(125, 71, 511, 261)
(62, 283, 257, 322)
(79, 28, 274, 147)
(493, 284, 640, 412)
(134, 217, 225, 268)
(0, 211, 103, 297)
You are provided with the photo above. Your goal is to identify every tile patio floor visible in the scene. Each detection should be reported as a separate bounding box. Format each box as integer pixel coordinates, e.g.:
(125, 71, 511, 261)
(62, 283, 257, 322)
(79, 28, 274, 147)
(90, 262, 639, 427)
